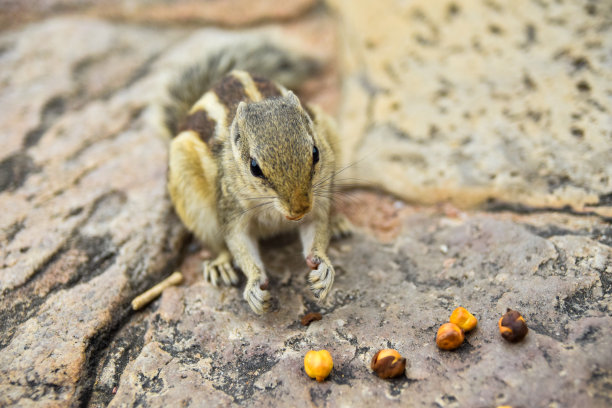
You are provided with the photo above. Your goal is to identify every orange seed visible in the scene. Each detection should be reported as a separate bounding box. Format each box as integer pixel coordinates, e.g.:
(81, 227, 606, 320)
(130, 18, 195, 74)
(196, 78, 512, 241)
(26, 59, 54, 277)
(449, 307, 478, 332)
(304, 350, 333, 382)
(436, 322, 465, 350)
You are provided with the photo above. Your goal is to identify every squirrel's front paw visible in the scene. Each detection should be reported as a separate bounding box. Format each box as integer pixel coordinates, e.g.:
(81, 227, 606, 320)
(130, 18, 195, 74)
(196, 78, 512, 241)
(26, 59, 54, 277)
(243, 277, 271, 315)
(306, 253, 335, 300)
(203, 250, 239, 286)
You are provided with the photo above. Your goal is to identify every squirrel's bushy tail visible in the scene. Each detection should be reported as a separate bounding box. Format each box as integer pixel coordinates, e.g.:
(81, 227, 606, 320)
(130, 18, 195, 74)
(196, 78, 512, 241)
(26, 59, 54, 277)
(162, 39, 320, 136)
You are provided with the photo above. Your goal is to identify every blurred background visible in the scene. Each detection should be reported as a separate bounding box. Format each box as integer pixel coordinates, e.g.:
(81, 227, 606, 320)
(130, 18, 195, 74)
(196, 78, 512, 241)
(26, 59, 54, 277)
(1, 0, 610, 214)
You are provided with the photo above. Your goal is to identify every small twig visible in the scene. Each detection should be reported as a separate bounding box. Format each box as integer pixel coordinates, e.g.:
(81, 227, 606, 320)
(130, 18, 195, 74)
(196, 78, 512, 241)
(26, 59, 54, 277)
(131, 271, 183, 311)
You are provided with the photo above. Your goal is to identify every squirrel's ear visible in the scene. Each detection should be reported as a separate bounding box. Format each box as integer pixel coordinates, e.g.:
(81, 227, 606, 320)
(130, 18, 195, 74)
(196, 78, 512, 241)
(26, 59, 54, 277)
(285, 91, 301, 108)
(232, 125, 241, 145)
(236, 101, 247, 118)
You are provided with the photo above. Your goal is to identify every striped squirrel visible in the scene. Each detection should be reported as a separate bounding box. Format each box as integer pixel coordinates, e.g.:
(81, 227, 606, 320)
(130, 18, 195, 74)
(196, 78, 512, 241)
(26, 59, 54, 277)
(162, 42, 351, 314)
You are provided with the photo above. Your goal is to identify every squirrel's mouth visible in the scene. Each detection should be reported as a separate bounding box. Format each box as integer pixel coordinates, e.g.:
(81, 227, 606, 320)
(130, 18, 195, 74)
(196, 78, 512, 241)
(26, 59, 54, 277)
(282, 201, 311, 221)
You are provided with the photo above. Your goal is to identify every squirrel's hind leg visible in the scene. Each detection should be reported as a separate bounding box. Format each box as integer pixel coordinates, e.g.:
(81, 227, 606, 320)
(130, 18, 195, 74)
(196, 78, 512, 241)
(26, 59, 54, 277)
(203, 250, 239, 286)
(330, 214, 353, 240)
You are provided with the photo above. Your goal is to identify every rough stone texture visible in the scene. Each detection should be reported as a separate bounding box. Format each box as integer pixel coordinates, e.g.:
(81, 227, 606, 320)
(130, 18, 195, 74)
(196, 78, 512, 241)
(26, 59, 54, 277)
(0, 0, 319, 30)
(100, 197, 612, 408)
(0, 18, 189, 407)
(330, 0, 612, 217)
(1, 1, 611, 407)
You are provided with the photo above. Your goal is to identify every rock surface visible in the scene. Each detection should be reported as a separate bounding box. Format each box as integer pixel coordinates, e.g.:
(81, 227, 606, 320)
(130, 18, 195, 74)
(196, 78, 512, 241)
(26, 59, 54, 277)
(0, 1, 611, 407)
(98, 196, 612, 408)
(0, 0, 319, 29)
(330, 0, 612, 216)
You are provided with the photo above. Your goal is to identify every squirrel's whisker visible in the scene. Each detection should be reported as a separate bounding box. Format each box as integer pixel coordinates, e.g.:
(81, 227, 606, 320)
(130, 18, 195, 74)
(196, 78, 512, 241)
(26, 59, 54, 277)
(314, 191, 360, 206)
(227, 200, 274, 226)
(243, 195, 277, 201)
(313, 159, 363, 189)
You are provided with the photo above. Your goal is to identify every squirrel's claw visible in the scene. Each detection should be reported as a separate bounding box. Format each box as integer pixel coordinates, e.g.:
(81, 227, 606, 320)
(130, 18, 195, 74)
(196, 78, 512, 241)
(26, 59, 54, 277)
(203, 251, 238, 287)
(308, 255, 335, 300)
(244, 278, 271, 315)
(223, 263, 240, 285)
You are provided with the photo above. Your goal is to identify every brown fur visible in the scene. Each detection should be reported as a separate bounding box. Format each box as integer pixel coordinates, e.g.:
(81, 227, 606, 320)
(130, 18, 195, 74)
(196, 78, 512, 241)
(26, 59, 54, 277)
(212, 75, 248, 121)
(179, 110, 217, 143)
(252, 75, 283, 98)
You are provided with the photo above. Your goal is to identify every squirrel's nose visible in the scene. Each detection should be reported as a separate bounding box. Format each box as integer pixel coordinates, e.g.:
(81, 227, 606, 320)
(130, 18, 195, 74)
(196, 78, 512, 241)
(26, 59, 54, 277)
(285, 191, 311, 220)
(286, 201, 311, 221)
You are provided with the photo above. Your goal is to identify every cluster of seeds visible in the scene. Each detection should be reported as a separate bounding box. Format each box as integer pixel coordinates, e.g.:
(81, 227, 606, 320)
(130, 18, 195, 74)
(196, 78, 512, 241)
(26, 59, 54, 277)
(436, 307, 478, 350)
(436, 307, 528, 351)
(303, 308, 528, 382)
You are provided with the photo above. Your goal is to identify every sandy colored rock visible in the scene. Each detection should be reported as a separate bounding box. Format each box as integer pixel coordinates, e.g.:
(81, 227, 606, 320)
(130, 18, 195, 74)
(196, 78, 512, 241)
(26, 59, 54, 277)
(0, 0, 319, 30)
(329, 0, 612, 216)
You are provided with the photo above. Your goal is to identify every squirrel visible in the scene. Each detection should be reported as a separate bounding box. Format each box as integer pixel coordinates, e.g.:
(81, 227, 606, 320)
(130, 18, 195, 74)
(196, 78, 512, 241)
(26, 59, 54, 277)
(161, 40, 351, 314)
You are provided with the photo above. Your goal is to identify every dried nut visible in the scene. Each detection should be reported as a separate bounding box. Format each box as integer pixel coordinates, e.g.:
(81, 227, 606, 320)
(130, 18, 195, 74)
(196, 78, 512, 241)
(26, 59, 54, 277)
(304, 350, 333, 382)
(449, 307, 478, 332)
(370, 349, 406, 379)
(499, 309, 528, 342)
(301, 312, 323, 326)
(436, 322, 465, 350)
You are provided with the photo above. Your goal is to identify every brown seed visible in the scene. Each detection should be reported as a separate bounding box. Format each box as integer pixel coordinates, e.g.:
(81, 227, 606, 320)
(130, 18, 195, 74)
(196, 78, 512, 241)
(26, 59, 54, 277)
(436, 322, 465, 350)
(370, 349, 406, 379)
(301, 312, 323, 326)
(499, 309, 528, 342)
(449, 307, 478, 332)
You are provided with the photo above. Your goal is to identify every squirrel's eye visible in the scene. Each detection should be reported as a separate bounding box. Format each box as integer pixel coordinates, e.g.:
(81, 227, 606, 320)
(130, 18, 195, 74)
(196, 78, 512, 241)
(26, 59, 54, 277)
(313, 146, 319, 165)
(250, 158, 265, 178)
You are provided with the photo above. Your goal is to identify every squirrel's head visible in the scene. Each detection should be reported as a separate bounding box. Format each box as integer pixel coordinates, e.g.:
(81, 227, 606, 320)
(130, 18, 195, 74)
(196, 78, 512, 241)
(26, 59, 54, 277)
(230, 92, 321, 221)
